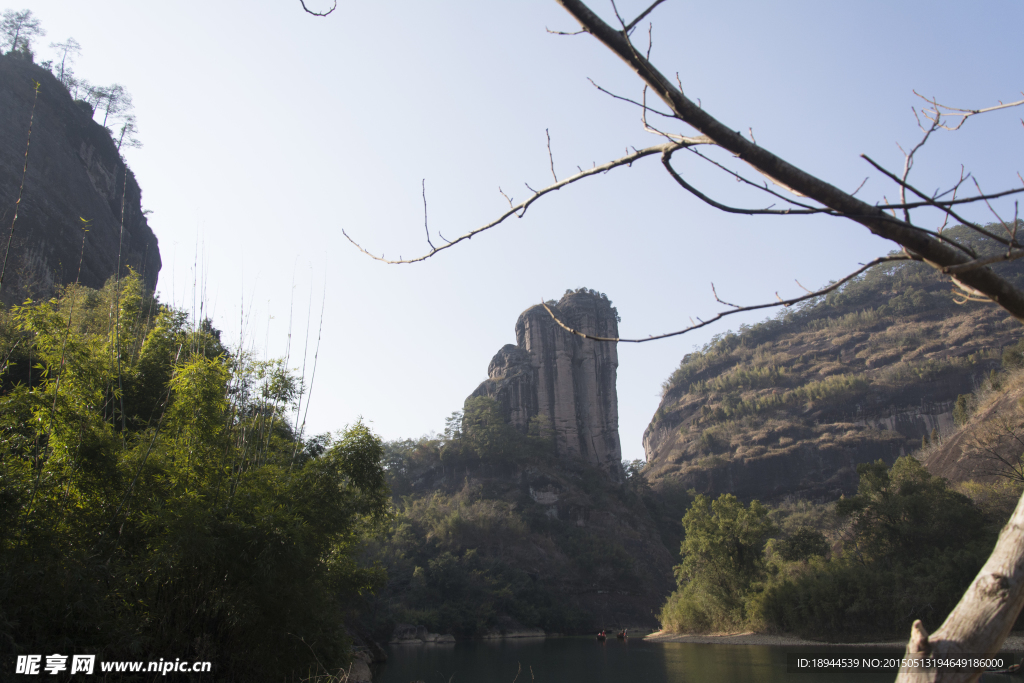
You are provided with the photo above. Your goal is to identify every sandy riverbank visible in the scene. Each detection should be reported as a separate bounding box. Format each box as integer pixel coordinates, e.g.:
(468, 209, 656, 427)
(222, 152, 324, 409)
(645, 630, 1024, 651)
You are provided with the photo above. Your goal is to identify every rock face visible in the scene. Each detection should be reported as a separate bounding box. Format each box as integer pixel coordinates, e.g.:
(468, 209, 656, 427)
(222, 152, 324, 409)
(921, 370, 1024, 485)
(0, 53, 160, 305)
(642, 289, 1019, 503)
(469, 289, 622, 476)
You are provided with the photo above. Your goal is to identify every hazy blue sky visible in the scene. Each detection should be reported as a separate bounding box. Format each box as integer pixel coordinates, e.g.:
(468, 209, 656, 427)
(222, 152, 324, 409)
(13, 0, 1024, 462)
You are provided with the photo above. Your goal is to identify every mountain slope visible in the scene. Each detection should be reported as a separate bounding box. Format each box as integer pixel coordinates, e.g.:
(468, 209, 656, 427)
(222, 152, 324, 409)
(643, 226, 1024, 503)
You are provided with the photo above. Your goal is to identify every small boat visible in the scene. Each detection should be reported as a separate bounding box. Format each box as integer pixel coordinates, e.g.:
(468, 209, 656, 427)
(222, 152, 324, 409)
(616, 630, 628, 640)
(596, 631, 607, 642)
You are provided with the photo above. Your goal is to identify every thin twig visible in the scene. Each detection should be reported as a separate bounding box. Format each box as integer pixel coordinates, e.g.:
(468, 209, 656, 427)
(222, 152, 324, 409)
(422, 179, 434, 250)
(972, 176, 1012, 234)
(298, 0, 336, 17)
(710, 282, 740, 309)
(914, 90, 1024, 131)
(546, 129, 558, 182)
(897, 112, 940, 223)
(687, 147, 828, 212)
(546, 27, 587, 36)
(861, 155, 1013, 248)
(586, 77, 675, 118)
(114, 166, 128, 439)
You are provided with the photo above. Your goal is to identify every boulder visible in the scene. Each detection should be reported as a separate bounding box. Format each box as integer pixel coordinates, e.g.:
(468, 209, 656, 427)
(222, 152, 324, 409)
(347, 652, 372, 683)
(388, 623, 420, 643)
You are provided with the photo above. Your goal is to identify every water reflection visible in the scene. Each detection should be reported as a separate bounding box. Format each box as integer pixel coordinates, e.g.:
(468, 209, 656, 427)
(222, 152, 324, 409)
(375, 637, 895, 683)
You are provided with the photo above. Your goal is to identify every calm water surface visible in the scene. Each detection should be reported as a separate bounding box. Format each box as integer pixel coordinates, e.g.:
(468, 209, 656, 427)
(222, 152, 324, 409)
(374, 637, 904, 683)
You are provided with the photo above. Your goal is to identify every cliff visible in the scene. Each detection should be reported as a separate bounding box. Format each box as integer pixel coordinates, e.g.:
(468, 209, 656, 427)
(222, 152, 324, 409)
(643, 229, 1024, 503)
(920, 365, 1024, 486)
(0, 53, 160, 305)
(469, 289, 622, 477)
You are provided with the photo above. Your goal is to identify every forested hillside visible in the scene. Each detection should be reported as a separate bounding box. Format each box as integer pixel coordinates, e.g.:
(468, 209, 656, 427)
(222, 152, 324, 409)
(659, 345, 1024, 640)
(644, 225, 1024, 504)
(651, 225, 1024, 640)
(359, 398, 674, 641)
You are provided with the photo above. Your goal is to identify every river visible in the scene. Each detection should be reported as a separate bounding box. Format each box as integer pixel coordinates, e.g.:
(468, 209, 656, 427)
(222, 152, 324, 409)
(374, 637, 912, 683)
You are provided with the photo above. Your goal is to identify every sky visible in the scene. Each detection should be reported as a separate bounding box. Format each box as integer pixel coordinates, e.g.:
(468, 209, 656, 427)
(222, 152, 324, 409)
(11, 0, 1024, 462)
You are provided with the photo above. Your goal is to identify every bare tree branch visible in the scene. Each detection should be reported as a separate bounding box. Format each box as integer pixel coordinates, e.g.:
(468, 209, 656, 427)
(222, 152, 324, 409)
(661, 146, 832, 215)
(554, 0, 1024, 322)
(540, 256, 910, 343)
(342, 140, 713, 264)
(943, 250, 1024, 275)
(860, 155, 1016, 249)
(968, 415, 1024, 484)
(624, 0, 669, 32)
(860, 156, 1019, 262)
(299, 0, 336, 17)
(422, 179, 434, 251)
(586, 77, 676, 118)
(546, 26, 587, 36)
(685, 146, 832, 212)
(894, 186, 1024, 211)
(546, 128, 558, 182)
(915, 90, 1024, 132)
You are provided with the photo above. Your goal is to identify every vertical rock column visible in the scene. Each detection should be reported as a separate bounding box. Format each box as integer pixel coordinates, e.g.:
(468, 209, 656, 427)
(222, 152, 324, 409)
(469, 289, 622, 477)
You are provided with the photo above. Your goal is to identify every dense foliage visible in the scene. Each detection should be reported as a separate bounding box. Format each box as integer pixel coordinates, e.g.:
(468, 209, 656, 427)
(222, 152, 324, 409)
(0, 275, 389, 680)
(659, 494, 776, 632)
(363, 398, 665, 639)
(659, 457, 1000, 640)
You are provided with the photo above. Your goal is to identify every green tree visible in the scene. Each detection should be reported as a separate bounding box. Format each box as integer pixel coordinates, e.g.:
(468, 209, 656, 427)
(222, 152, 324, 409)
(759, 457, 994, 640)
(622, 458, 650, 496)
(0, 8, 44, 54)
(48, 36, 80, 87)
(0, 280, 391, 680)
(835, 457, 986, 566)
(775, 527, 829, 563)
(462, 395, 520, 463)
(660, 494, 777, 632)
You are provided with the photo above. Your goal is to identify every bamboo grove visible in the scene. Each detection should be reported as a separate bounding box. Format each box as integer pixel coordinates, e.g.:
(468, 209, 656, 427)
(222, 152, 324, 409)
(0, 273, 391, 680)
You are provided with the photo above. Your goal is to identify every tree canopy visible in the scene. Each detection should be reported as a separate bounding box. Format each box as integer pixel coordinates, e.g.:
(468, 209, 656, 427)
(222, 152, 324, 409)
(0, 275, 390, 680)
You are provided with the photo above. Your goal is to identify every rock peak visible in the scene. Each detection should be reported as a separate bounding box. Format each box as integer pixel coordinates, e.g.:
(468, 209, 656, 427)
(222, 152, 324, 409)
(469, 288, 622, 477)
